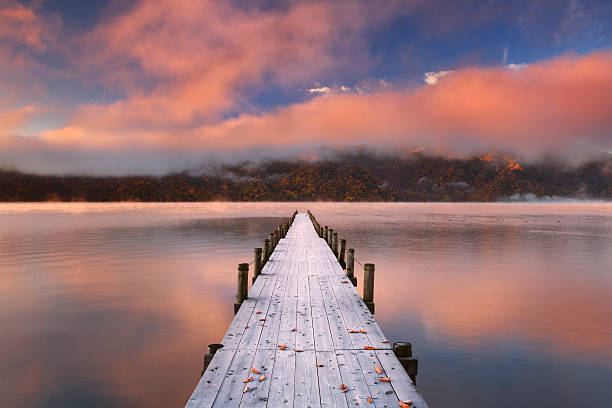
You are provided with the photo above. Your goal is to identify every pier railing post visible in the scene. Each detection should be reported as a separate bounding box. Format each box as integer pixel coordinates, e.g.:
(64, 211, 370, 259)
(201, 343, 224, 376)
(234, 263, 249, 314)
(347, 248, 357, 286)
(339, 239, 346, 268)
(393, 342, 418, 385)
(324, 226, 328, 242)
(332, 232, 338, 256)
(363, 263, 375, 314)
(263, 239, 270, 263)
(328, 228, 334, 247)
(269, 233, 275, 251)
(253, 248, 262, 283)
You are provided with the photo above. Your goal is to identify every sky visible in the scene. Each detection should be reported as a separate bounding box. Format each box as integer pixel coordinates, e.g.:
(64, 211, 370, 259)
(0, 0, 611, 174)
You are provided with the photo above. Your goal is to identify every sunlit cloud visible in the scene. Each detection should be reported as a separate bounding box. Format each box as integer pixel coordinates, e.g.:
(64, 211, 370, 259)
(423, 70, 453, 85)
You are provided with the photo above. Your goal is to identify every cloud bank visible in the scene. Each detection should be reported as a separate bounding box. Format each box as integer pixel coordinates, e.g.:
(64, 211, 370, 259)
(0, 0, 611, 174)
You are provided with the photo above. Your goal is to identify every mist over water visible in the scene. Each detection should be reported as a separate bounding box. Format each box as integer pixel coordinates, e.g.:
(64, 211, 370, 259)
(1, 202, 611, 407)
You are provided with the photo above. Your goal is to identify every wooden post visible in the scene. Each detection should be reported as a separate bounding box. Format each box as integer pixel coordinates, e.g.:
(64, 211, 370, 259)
(347, 248, 357, 286)
(339, 239, 346, 268)
(393, 342, 418, 385)
(328, 228, 334, 247)
(324, 226, 328, 242)
(332, 232, 338, 256)
(363, 263, 375, 314)
(234, 263, 249, 314)
(253, 248, 262, 283)
(201, 343, 224, 376)
(269, 232, 275, 251)
(263, 239, 270, 263)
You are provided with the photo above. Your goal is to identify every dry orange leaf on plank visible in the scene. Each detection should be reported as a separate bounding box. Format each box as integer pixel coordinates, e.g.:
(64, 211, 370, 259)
(360, 329, 366, 333)
(342, 280, 349, 283)
(382, 340, 389, 343)
(340, 383, 349, 393)
(364, 346, 377, 350)
(294, 348, 304, 352)
(375, 366, 382, 374)
(243, 376, 253, 383)
(251, 367, 261, 374)
(291, 328, 296, 332)
(380, 377, 390, 382)
(259, 375, 266, 382)
(398, 401, 413, 407)
(244, 325, 249, 329)
(259, 318, 265, 321)
(349, 329, 359, 333)
(316, 363, 323, 367)
(243, 385, 249, 393)
(367, 397, 372, 404)
(255, 311, 262, 314)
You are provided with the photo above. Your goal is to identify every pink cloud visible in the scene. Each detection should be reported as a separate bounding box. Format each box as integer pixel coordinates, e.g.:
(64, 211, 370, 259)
(37, 50, 612, 157)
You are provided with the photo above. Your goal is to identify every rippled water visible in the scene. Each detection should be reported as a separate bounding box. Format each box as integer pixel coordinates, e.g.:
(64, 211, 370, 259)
(1, 202, 611, 407)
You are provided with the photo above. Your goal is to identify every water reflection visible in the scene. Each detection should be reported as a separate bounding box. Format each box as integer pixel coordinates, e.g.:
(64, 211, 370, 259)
(0, 203, 611, 407)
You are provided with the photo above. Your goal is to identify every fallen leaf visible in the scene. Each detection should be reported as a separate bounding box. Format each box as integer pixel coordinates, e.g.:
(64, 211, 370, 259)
(398, 401, 413, 407)
(367, 397, 372, 404)
(380, 377, 390, 382)
(251, 367, 261, 374)
(259, 318, 265, 321)
(255, 311, 262, 314)
(364, 346, 377, 350)
(294, 348, 303, 352)
(243, 385, 249, 393)
(349, 330, 359, 333)
(316, 363, 323, 367)
(382, 340, 389, 343)
(291, 328, 296, 332)
(340, 384, 348, 393)
(375, 366, 382, 374)
(360, 329, 366, 334)
(342, 280, 349, 283)
(243, 376, 253, 383)
(244, 325, 249, 329)
(261, 323, 266, 327)
(259, 375, 266, 382)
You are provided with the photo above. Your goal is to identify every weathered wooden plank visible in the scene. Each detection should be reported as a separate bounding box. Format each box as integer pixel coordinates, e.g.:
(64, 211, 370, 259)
(315, 351, 350, 408)
(376, 350, 428, 408)
(186, 349, 237, 408)
(211, 349, 256, 407)
(335, 350, 373, 406)
(239, 350, 276, 407)
(267, 349, 296, 407)
(294, 350, 320, 407)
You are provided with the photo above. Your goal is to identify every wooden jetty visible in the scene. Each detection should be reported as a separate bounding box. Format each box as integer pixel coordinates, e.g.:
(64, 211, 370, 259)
(186, 212, 428, 408)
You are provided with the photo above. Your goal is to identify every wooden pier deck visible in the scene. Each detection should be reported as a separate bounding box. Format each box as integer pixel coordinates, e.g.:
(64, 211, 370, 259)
(186, 213, 428, 408)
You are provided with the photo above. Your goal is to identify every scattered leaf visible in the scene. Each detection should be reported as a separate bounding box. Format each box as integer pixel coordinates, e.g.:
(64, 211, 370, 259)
(251, 367, 261, 374)
(255, 311, 262, 314)
(382, 340, 389, 343)
(294, 348, 303, 352)
(243, 376, 253, 383)
(259, 375, 266, 382)
(342, 280, 349, 283)
(259, 318, 265, 321)
(243, 385, 249, 393)
(398, 401, 413, 407)
(316, 363, 323, 367)
(349, 330, 359, 333)
(291, 328, 296, 332)
(380, 377, 390, 382)
(244, 325, 249, 329)
(367, 397, 372, 404)
(340, 384, 349, 393)
(364, 346, 377, 350)
(360, 329, 366, 334)
(375, 366, 382, 374)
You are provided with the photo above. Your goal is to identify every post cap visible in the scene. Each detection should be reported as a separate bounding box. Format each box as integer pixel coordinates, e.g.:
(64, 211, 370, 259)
(349, 248, 355, 253)
(254, 247, 262, 253)
(393, 342, 412, 357)
(207, 343, 224, 354)
(364, 263, 375, 271)
(238, 263, 249, 271)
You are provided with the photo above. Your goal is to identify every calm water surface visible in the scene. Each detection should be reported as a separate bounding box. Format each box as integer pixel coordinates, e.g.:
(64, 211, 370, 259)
(1, 202, 611, 407)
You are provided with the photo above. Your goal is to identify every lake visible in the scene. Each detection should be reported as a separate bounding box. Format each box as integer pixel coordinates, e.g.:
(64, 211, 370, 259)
(1, 202, 611, 407)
